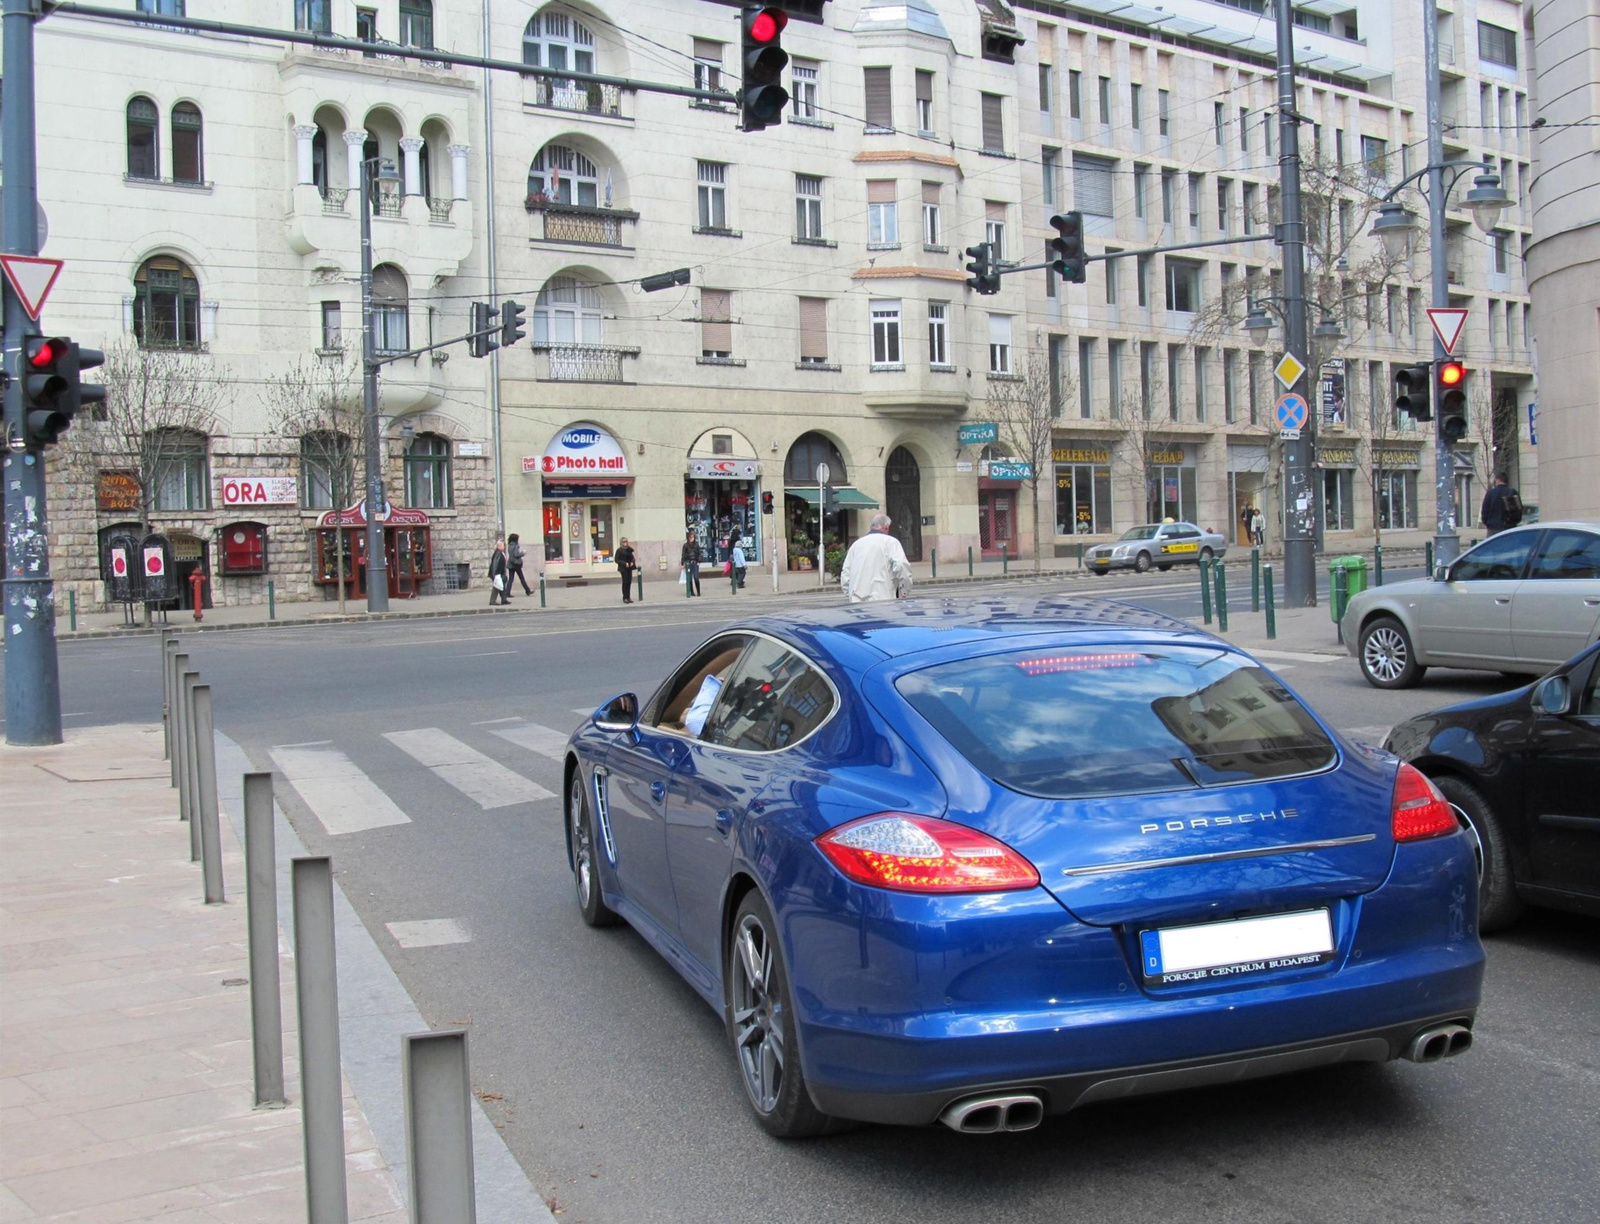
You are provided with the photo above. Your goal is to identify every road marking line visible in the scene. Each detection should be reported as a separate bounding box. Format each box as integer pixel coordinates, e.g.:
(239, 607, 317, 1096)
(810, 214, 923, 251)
(1246, 648, 1344, 664)
(472, 716, 524, 725)
(276, 739, 335, 748)
(384, 727, 555, 808)
(572, 707, 596, 718)
(269, 744, 411, 836)
(489, 720, 573, 763)
(386, 919, 472, 948)
(457, 650, 518, 657)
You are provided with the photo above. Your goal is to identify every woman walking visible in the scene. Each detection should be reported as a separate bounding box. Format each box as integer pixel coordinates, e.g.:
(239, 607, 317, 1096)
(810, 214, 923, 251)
(680, 531, 702, 596)
(488, 539, 509, 606)
(506, 533, 533, 597)
(615, 538, 638, 604)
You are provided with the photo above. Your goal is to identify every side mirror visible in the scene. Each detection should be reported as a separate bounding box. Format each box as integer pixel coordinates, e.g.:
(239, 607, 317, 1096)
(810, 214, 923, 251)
(595, 692, 639, 732)
(1531, 675, 1572, 717)
(1433, 563, 1451, 581)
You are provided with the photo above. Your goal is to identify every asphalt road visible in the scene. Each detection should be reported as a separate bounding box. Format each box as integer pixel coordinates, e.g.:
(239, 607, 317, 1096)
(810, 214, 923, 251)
(16, 573, 1599, 1224)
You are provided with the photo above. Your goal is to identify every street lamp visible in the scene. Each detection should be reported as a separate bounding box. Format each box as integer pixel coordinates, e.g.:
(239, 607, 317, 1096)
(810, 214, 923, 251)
(1313, 313, 1345, 343)
(1371, 199, 1417, 260)
(1462, 166, 1510, 234)
(358, 153, 402, 614)
(1244, 300, 1276, 340)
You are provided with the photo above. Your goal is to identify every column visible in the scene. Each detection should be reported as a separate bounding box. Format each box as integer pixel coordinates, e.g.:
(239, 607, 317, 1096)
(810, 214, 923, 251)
(344, 129, 368, 198)
(448, 144, 470, 201)
(399, 137, 424, 197)
(293, 124, 318, 186)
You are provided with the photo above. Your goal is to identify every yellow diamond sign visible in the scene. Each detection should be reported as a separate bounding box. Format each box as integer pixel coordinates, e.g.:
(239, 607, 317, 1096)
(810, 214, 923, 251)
(1274, 352, 1307, 389)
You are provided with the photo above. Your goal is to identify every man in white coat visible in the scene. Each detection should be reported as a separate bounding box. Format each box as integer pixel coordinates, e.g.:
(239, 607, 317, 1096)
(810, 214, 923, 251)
(840, 513, 913, 603)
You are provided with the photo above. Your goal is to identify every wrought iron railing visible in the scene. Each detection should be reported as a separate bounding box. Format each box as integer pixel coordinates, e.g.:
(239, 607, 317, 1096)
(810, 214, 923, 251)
(428, 197, 454, 223)
(527, 77, 627, 118)
(534, 343, 639, 383)
(321, 188, 349, 214)
(526, 201, 638, 247)
(373, 192, 403, 219)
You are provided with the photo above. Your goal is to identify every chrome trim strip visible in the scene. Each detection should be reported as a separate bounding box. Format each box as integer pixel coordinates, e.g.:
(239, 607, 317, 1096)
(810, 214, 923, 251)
(1060, 834, 1379, 877)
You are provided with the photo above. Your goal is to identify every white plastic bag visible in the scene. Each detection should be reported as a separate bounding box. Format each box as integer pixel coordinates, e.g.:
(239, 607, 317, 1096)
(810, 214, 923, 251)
(678, 569, 687, 586)
(493, 573, 505, 591)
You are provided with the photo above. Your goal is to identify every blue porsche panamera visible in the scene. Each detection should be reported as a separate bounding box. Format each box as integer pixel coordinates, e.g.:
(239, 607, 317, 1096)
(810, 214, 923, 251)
(561, 597, 1485, 1138)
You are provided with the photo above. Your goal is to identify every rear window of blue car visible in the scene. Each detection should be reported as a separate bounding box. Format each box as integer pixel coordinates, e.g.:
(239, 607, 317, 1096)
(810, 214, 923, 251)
(894, 646, 1336, 798)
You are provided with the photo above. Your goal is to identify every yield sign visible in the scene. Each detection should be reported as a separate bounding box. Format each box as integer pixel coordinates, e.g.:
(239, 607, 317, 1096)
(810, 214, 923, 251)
(0, 255, 63, 320)
(1427, 307, 1469, 356)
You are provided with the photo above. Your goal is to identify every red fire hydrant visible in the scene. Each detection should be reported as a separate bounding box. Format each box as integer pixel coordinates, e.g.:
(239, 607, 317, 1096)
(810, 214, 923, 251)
(188, 569, 207, 621)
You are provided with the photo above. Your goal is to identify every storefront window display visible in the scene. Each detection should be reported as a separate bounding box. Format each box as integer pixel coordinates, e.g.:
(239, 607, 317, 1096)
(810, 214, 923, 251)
(528, 423, 631, 577)
(1145, 447, 1197, 522)
(1053, 447, 1113, 535)
(685, 457, 761, 564)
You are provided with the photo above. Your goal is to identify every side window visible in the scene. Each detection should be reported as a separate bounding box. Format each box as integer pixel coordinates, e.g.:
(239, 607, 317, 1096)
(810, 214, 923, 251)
(1530, 530, 1600, 581)
(1580, 661, 1600, 718)
(651, 635, 752, 733)
(1451, 532, 1536, 581)
(701, 638, 836, 751)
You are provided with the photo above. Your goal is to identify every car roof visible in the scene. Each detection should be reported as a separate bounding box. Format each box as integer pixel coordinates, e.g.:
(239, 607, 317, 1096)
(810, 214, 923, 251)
(732, 595, 1214, 665)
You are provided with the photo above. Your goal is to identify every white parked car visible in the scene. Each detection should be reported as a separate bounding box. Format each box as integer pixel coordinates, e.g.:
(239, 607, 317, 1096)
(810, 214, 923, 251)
(1087, 522, 1228, 574)
(1340, 523, 1600, 688)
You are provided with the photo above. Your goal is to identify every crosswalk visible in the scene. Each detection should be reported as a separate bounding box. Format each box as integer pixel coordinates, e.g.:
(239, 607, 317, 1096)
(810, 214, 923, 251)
(384, 727, 555, 808)
(269, 741, 413, 836)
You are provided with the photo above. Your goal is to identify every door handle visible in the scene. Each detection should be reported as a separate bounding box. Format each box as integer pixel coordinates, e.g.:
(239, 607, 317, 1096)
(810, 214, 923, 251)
(650, 780, 666, 803)
(1585, 598, 1600, 607)
(1495, 597, 1511, 605)
(715, 809, 734, 836)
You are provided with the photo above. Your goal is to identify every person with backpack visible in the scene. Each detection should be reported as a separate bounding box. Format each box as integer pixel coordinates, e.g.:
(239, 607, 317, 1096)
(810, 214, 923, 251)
(1480, 474, 1523, 536)
(505, 533, 533, 597)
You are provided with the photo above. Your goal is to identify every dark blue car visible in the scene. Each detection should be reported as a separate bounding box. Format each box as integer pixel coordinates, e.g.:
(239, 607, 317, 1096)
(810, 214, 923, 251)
(562, 597, 1485, 1137)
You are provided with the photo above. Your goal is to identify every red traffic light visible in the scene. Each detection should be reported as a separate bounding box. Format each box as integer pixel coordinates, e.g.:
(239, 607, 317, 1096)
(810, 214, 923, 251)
(1437, 361, 1465, 387)
(748, 7, 786, 42)
(27, 337, 67, 369)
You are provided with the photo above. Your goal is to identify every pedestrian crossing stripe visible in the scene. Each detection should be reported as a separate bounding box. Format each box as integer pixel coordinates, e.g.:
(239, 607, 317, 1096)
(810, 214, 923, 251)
(270, 743, 412, 836)
(385, 727, 556, 809)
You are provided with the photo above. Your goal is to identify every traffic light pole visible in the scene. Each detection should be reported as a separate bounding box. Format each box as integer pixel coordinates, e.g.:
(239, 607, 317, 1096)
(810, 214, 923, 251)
(1, 0, 63, 746)
(358, 158, 389, 614)
(1424, 0, 1461, 569)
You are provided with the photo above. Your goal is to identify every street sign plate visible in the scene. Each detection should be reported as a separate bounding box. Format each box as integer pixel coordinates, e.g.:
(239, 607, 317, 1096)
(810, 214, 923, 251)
(1279, 428, 1301, 441)
(1426, 307, 1469, 355)
(958, 422, 999, 444)
(0, 255, 63, 320)
(1274, 352, 1306, 389)
(814, 462, 830, 486)
(1274, 392, 1310, 432)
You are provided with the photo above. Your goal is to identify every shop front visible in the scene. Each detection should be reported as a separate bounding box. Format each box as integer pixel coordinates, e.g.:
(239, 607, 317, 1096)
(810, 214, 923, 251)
(783, 433, 875, 571)
(528, 423, 631, 580)
(1053, 443, 1114, 537)
(1373, 445, 1425, 532)
(1316, 444, 1360, 534)
(1145, 445, 1198, 524)
(1227, 443, 1271, 545)
(313, 502, 432, 599)
(685, 429, 763, 565)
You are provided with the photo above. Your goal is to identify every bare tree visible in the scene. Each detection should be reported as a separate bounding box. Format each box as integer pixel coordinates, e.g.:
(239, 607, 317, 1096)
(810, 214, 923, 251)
(1108, 366, 1177, 528)
(267, 354, 361, 612)
(987, 337, 1076, 568)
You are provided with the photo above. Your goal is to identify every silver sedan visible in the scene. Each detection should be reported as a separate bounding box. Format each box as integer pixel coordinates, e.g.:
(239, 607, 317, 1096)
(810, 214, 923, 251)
(1086, 522, 1228, 574)
(1341, 522, 1600, 688)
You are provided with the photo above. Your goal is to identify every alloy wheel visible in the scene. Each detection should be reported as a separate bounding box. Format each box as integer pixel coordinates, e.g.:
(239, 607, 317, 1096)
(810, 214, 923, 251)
(570, 774, 593, 908)
(1363, 625, 1408, 683)
(731, 913, 786, 1114)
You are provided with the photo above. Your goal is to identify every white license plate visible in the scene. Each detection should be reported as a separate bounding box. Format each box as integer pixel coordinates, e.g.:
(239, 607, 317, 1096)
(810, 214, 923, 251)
(1140, 909, 1334, 984)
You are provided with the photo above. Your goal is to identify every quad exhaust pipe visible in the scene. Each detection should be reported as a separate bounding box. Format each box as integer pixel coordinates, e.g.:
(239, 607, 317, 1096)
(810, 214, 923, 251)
(938, 1093, 1045, 1134)
(1404, 1023, 1473, 1064)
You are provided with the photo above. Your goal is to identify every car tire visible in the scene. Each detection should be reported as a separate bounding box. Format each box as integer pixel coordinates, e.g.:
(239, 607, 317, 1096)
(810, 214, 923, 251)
(1156, 563, 1173, 572)
(1359, 616, 1426, 689)
(1200, 546, 1215, 562)
(569, 770, 620, 928)
(726, 891, 837, 1138)
(1433, 775, 1523, 933)
(1134, 552, 1153, 573)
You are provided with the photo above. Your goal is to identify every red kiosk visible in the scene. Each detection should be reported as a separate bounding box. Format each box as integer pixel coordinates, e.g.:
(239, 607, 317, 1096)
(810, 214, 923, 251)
(313, 501, 433, 599)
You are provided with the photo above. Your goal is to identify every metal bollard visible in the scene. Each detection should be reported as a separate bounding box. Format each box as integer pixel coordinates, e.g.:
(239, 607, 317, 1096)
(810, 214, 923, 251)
(1002, 543, 1008, 575)
(1250, 547, 1261, 613)
(636, 571, 644, 603)
(1332, 566, 1349, 644)
(931, 547, 937, 579)
(1214, 563, 1229, 633)
(268, 579, 276, 621)
(403, 1030, 478, 1224)
(538, 573, 546, 609)
(968, 546, 974, 577)
(243, 773, 285, 1107)
(171, 652, 191, 814)
(685, 564, 694, 598)
(1263, 565, 1277, 640)
(1425, 541, 1434, 576)
(730, 564, 738, 594)
(191, 685, 224, 904)
(292, 857, 350, 1224)
(1373, 544, 1384, 588)
(69, 588, 76, 632)
(1199, 558, 1213, 625)
(160, 631, 175, 762)
(182, 672, 203, 864)
(1077, 542, 1085, 569)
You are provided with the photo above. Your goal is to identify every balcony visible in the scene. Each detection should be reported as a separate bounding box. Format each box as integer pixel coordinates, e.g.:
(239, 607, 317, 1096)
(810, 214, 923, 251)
(526, 200, 637, 249)
(286, 183, 474, 274)
(524, 76, 631, 121)
(533, 342, 640, 383)
(428, 197, 454, 224)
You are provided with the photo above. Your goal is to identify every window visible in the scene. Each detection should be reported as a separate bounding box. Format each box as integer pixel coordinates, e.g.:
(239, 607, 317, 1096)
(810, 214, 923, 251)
(1041, 148, 1058, 207)
(1377, 471, 1417, 531)
(1361, 135, 1387, 179)
(1530, 529, 1600, 580)
(301, 431, 354, 510)
(320, 301, 342, 351)
(1264, 111, 1274, 157)
(371, 264, 409, 354)
(871, 300, 902, 366)
(1240, 107, 1250, 152)
(1079, 337, 1095, 418)
(1161, 168, 1175, 223)
(1478, 21, 1517, 69)
(1187, 173, 1202, 228)
(712, 434, 734, 455)
(980, 93, 1005, 153)
(1217, 179, 1231, 233)
(126, 96, 158, 179)
(921, 182, 942, 246)
(1335, 128, 1345, 167)
(693, 38, 723, 93)
(1133, 164, 1148, 218)
(1323, 470, 1355, 531)
(984, 201, 1006, 261)
(1249, 352, 1263, 425)
(528, 143, 599, 206)
(133, 256, 201, 349)
(220, 523, 268, 576)
(136, 0, 184, 12)
(698, 639, 836, 752)
(525, 10, 596, 81)
(296, 0, 331, 33)
(1130, 82, 1142, 129)
(1072, 152, 1115, 217)
(1165, 258, 1200, 313)
(1223, 350, 1238, 423)
(791, 60, 819, 121)
(1136, 254, 1150, 307)
(1140, 342, 1156, 419)
(171, 102, 202, 183)
(150, 429, 208, 512)
(867, 180, 898, 245)
(1194, 348, 1208, 422)
(864, 67, 893, 130)
(1167, 345, 1182, 420)
(356, 8, 377, 43)
(1107, 340, 1123, 417)
(404, 434, 452, 509)
(1055, 459, 1113, 535)
(1454, 532, 1536, 581)
(1158, 89, 1169, 135)
(697, 161, 727, 229)
(1104, 251, 1120, 305)
(798, 297, 829, 365)
(1097, 76, 1111, 126)
(927, 302, 949, 367)
(1038, 63, 1053, 112)
(915, 70, 934, 132)
(1147, 458, 1195, 520)
(1214, 101, 1225, 147)
(1242, 183, 1257, 235)
(399, 0, 432, 49)
(1068, 70, 1082, 120)
(795, 174, 823, 240)
(1048, 334, 1064, 413)
(534, 276, 603, 343)
(1492, 230, 1510, 274)
(700, 289, 733, 359)
(988, 314, 1012, 375)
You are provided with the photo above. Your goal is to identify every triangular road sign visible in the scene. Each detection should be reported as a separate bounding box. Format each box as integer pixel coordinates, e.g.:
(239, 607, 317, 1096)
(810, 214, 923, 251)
(1427, 307, 1469, 356)
(0, 255, 63, 320)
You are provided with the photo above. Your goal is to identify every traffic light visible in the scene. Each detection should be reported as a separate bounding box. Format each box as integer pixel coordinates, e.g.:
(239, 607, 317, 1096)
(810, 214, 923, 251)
(761, 491, 774, 514)
(739, 4, 789, 131)
(21, 337, 77, 448)
(468, 301, 499, 358)
(1048, 211, 1087, 284)
(1394, 362, 1433, 422)
(1436, 361, 1468, 442)
(73, 345, 108, 422)
(964, 242, 1000, 295)
(500, 299, 527, 348)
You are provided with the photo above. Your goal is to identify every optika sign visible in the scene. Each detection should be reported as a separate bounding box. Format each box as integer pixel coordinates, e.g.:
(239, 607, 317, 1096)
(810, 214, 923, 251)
(220, 476, 298, 506)
(531, 422, 630, 478)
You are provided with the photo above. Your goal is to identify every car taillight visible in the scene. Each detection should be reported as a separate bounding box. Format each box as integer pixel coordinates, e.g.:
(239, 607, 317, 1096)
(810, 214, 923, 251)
(1392, 764, 1458, 842)
(816, 813, 1040, 893)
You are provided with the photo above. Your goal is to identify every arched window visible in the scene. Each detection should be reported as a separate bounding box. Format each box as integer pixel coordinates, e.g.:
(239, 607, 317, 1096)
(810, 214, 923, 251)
(523, 9, 595, 73)
(133, 256, 201, 349)
(399, 0, 433, 49)
(371, 264, 409, 354)
(533, 276, 603, 344)
(149, 429, 210, 511)
(784, 433, 848, 485)
(300, 431, 354, 510)
(527, 143, 598, 207)
(127, 96, 159, 179)
(404, 433, 452, 508)
(418, 142, 432, 200)
(311, 127, 328, 195)
(171, 102, 203, 183)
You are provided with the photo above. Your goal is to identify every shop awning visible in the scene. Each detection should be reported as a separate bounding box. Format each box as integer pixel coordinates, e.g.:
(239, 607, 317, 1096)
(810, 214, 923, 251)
(785, 486, 880, 509)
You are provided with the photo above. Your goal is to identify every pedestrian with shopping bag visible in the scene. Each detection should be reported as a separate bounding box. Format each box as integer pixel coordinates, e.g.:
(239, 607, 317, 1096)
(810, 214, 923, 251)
(488, 539, 510, 606)
(839, 514, 913, 603)
(730, 540, 747, 590)
(680, 531, 702, 596)
(616, 537, 638, 604)
(506, 533, 533, 597)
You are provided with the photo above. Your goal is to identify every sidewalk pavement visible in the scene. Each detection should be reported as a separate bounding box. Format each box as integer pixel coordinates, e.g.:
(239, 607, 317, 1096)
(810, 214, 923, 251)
(0, 725, 404, 1224)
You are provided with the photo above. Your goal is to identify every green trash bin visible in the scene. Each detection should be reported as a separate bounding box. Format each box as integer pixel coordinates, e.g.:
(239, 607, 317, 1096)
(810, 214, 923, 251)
(1329, 555, 1368, 623)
